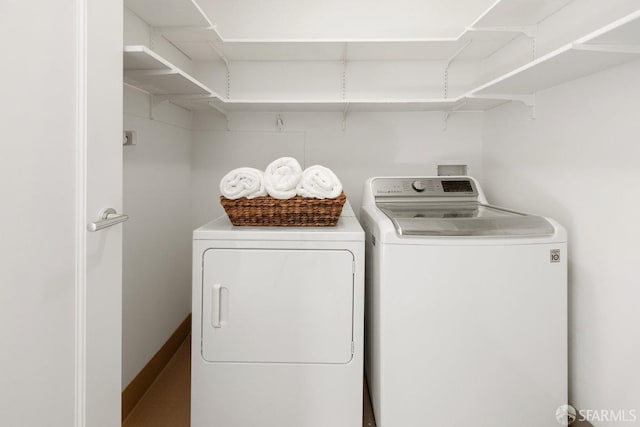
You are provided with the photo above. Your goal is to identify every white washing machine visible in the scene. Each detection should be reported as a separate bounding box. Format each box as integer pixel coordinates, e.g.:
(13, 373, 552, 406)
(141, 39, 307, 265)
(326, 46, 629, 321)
(360, 176, 567, 427)
(192, 203, 364, 427)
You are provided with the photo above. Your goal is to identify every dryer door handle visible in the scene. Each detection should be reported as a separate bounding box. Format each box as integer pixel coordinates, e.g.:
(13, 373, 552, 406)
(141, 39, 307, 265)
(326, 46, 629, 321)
(211, 284, 229, 328)
(211, 284, 222, 328)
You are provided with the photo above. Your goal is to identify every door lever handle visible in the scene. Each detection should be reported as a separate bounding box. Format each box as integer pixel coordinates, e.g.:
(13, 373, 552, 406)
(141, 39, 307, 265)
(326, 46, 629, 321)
(87, 208, 129, 232)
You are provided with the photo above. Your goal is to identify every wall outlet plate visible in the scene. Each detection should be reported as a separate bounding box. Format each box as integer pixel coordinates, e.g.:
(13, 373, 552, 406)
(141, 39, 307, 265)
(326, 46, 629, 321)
(123, 130, 136, 146)
(437, 164, 468, 176)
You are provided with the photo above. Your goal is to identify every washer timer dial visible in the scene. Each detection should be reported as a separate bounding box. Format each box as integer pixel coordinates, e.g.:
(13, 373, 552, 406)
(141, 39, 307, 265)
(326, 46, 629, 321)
(411, 180, 426, 192)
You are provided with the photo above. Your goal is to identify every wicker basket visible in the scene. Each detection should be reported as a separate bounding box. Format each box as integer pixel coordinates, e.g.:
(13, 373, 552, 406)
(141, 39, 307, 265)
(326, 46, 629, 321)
(220, 192, 347, 226)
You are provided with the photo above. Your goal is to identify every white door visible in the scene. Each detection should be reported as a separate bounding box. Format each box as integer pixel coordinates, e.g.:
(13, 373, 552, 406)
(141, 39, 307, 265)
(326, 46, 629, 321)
(0, 1, 123, 426)
(202, 249, 355, 364)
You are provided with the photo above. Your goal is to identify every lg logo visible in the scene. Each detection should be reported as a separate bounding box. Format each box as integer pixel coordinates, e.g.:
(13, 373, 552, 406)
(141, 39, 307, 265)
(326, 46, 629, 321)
(550, 249, 561, 263)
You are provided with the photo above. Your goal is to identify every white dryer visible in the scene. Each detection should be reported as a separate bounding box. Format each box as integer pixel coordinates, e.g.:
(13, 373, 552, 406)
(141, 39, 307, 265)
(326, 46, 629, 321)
(360, 176, 567, 427)
(192, 204, 364, 427)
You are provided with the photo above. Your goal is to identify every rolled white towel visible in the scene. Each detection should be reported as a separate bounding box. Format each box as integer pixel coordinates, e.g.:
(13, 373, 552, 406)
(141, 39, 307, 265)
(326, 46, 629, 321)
(219, 167, 267, 199)
(264, 157, 302, 199)
(296, 165, 343, 199)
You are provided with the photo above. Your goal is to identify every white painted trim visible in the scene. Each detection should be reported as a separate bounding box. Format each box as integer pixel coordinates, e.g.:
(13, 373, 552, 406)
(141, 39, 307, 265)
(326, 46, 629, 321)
(466, 0, 502, 29)
(191, 0, 213, 28)
(74, 0, 88, 425)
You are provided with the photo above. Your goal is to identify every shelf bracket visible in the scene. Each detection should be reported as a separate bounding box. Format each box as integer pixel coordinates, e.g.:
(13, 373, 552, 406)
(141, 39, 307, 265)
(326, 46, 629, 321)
(444, 39, 473, 99)
(149, 95, 171, 120)
(276, 114, 285, 132)
(208, 101, 230, 131)
(572, 43, 640, 55)
(531, 93, 536, 120)
(469, 25, 538, 60)
(472, 93, 536, 119)
(151, 95, 171, 106)
(442, 100, 467, 131)
(206, 37, 231, 99)
(205, 37, 228, 59)
(342, 102, 350, 132)
(474, 93, 535, 107)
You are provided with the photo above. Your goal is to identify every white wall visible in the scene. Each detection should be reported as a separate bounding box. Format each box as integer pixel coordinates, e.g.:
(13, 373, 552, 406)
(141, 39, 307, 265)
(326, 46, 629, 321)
(195, 59, 480, 101)
(191, 111, 483, 227)
(121, 87, 194, 388)
(482, 59, 640, 419)
(121, 8, 197, 388)
(0, 1, 77, 425)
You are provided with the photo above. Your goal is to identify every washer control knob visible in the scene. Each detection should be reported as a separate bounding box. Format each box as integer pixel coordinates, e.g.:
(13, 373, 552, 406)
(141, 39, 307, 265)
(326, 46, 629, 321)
(412, 180, 426, 192)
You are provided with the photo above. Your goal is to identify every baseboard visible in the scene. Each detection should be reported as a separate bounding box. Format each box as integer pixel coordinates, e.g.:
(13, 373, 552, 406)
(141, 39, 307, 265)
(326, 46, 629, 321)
(122, 313, 191, 422)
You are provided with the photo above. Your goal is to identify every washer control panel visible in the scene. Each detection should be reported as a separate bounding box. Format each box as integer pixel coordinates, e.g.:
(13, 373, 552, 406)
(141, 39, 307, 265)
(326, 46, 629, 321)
(372, 177, 478, 198)
(411, 180, 426, 192)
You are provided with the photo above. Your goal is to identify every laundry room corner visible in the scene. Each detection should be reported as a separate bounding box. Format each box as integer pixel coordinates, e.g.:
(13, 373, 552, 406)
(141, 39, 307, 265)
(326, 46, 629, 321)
(482, 57, 640, 417)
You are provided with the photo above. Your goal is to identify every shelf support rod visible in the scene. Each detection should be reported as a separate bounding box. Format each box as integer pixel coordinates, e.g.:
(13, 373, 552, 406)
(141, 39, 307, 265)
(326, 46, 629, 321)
(342, 102, 350, 132)
(208, 101, 230, 131)
(444, 39, 473, 99)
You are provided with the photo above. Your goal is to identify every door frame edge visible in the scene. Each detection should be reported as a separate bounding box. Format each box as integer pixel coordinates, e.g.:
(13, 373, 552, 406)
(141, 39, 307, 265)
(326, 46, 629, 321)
(74, 0, 88, 425)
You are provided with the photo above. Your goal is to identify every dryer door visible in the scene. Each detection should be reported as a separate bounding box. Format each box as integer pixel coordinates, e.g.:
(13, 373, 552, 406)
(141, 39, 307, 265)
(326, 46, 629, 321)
(201, 248, 354, 364)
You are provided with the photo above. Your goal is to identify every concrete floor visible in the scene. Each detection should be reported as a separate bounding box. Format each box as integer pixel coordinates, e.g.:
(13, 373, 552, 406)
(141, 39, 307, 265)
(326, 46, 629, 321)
(123, 336, 376, 427)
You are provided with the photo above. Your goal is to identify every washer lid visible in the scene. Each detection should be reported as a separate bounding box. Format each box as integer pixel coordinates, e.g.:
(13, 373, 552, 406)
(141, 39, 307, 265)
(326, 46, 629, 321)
(377, 202, 555, 237)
